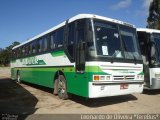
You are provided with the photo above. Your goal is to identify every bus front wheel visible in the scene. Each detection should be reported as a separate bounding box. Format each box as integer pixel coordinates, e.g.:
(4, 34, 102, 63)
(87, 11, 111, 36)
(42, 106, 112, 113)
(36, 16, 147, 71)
(57, 75, 69, 100)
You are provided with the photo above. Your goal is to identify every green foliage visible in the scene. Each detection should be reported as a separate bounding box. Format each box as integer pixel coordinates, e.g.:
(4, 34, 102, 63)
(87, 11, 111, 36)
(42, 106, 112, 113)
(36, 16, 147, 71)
(0, 41, 20, 66)
(147, 0, 160, 29)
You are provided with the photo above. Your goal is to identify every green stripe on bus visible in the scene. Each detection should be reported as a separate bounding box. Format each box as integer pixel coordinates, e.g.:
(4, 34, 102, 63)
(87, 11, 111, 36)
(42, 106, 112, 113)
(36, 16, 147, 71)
(138, 71, 144, 75)
(11, 66, 109, 97)
(51, 50, 65, 57)
(11, 66, 111, 74)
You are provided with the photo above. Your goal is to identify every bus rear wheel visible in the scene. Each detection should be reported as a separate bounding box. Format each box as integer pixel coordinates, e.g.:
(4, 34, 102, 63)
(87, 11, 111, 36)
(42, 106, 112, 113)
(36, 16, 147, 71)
(57, 75, 69, 100)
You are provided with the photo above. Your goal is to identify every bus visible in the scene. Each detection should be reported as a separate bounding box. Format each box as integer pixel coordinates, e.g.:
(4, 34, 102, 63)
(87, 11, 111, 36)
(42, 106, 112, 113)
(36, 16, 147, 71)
(137, 28, 160, 89)
(11, 14, 144, 99)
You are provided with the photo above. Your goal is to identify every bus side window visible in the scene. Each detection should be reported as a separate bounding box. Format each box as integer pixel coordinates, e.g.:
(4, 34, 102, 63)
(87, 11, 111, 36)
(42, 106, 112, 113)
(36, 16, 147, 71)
(37, 39, 43, 53)
(68, 23, 75, 59)
(76, 20, 85, 43)
(22, 46, 25, 56)
(32, 41, 37, 54)
(56, 28, 64, 48)
(15, 49, 18, 58)
(12, 50, 16, 59)
(18, 47, 22, 58)
(137, 32, 149, 64)
(50, 32, 56, 49)
(28, 43, 32, 55)
(43, 36, 48, 51)
(25, 45, 29, 55)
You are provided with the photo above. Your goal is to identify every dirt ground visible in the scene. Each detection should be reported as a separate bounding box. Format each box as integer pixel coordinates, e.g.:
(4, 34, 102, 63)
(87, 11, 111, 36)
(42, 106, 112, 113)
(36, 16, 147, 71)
(0, 67, 160, 114)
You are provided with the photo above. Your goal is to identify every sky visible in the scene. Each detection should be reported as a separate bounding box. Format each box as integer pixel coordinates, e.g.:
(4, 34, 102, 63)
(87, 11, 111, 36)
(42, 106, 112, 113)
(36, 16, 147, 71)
(0, 0, 153, 48)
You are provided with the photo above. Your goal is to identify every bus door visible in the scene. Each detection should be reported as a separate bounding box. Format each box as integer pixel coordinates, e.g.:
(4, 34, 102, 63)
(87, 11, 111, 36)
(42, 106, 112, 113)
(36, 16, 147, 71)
(75, 20, 86, 73)
(138, 31, 150, 87)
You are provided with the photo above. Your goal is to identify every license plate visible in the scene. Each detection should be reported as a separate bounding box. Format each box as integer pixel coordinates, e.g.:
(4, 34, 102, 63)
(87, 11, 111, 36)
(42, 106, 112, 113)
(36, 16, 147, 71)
(120, 84, 128, 89)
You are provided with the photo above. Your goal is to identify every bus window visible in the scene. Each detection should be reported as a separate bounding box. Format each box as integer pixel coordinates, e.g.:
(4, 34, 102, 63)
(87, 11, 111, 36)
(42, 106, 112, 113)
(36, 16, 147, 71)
(25, 44, 29, 55)
(32, 41, 37, 54)
(56, 28, 64, 48)
(50, 32, 56, 49)
(22, 46, 25, 56)
(28, 43, 32, 55)
(76, 20, 85, 43)
(68, 23, 75, 59)
(25, 45, 29, 56)
(20, 47, 23, 57)
(44, 37, 48, 51)
(137, 32, 149, 64)
(37, 39, 43, 52)
(12, 50, 16, 59)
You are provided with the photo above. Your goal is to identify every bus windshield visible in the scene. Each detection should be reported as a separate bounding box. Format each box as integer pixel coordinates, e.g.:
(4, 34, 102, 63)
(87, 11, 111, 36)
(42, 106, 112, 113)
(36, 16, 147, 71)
(94, 20, 142, 61)
(153, 33, 160, 63)
(119, 25, 141, 60)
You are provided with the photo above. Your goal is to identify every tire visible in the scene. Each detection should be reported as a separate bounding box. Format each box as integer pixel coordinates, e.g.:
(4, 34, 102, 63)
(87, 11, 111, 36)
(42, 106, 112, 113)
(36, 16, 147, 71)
(53, 79, 58, 95)
(57, 75, 69, 100)
(17, 71, 21, 84)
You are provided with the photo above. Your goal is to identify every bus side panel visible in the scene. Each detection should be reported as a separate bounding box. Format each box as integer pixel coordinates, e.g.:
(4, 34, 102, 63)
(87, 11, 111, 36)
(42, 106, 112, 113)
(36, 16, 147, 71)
(20, 68, 54, 88)
(66, 71, 89, 98)
(65, 66, 98, 98)
(20, 68, 39, 84)
(37, 69, 54, 88)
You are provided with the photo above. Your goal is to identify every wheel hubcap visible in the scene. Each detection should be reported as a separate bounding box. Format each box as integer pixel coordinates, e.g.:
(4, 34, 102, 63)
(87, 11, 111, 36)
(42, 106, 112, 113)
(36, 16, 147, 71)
(58, 80, 66, 97)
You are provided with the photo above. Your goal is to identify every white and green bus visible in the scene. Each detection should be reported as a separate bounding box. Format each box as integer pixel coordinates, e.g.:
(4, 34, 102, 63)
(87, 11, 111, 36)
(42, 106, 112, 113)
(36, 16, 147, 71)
(137, 28, 160, 89)
(11, 14, 144, 99)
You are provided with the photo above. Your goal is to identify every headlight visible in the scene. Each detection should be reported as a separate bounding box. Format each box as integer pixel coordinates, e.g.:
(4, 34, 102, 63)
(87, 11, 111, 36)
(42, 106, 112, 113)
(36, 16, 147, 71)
(106, 76, 111, 80)
(136, 75, 144, 80)
(93, 75, 111, 81)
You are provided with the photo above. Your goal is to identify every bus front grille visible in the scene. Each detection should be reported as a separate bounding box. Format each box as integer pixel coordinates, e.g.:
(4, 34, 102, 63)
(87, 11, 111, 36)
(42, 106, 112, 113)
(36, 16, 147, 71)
(113, 75, 135, 80)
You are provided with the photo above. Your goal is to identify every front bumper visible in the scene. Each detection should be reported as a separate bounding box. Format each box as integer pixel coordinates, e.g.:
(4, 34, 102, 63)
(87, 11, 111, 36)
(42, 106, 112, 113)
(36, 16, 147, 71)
(150, 78, 160, 89)
(88, 81, 144, 98)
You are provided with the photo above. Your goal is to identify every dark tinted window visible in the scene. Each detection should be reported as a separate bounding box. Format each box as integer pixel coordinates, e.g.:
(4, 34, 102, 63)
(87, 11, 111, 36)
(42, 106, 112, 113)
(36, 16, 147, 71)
(43, 36, 48, 51)
(50, 32, 57, 49)
(77, 20, 85, 43)
(68, 23, 75, 58)
(137, 32, 148, 55)
(12, 50, 16, 59)
(37, 38, 43, 52)
(28, 43, 32, 55)
(25, 44, 29, 55)
(56, 28, 64, 48)
(120, 26, 141, 60)
(94, 21, 122, 57)
(22, 46, 25, 56)
(32, 41, 37, 54)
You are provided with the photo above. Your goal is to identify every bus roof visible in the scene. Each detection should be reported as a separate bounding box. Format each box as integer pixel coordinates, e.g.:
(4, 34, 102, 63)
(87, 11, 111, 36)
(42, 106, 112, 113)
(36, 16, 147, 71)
(137, 28, 160, 34)
(13, 14, 135, 50)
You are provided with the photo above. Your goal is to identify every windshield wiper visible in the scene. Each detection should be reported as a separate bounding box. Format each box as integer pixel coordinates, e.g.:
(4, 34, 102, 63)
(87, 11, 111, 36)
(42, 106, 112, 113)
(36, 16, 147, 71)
(111, 50, 121, 63)
(131, 52, 137, 64)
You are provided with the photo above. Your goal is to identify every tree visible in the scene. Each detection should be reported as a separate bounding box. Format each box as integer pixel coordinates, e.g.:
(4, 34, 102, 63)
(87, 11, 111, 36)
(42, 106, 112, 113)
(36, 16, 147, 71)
(0, 41, 20, 66)
(0, 48, 2, 52)
(6, 41, 20, 51)
(147, 0, 160, 29)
